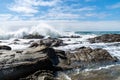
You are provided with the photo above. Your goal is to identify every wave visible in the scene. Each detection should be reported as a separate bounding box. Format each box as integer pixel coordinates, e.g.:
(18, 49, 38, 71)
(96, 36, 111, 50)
(0, 23, 67, 40)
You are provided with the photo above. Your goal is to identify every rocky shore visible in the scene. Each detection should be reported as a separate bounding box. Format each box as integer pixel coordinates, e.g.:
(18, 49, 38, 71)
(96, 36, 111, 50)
(0, 34, 119, 80)
(88, 34, 120, 43)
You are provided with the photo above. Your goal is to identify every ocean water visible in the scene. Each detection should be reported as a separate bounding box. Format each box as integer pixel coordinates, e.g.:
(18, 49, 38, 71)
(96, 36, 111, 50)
(75, 31, 120, 35)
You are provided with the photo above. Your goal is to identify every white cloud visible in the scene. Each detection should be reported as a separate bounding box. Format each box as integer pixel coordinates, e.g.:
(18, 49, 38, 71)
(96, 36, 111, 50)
(10, 16, 22, 21)
(85, 12, 111, 19)
(78, 6, 96, 11)
(39, 12, 84, 20)
(9, 0, 38, 14)
(0, 14, 13, 21)
(0, 14, 12, 17)
(8, 0, 60, 14)
(9, 6, 38, 14)
(48, 21, 120, 31)
(107, 2, 120, 9)
(0, 14, 22, 21)
(35, 0, 60, 6)
(36, 4, 96, 20)
(7, 0, 110, 20)
(0, 20, 120, 31)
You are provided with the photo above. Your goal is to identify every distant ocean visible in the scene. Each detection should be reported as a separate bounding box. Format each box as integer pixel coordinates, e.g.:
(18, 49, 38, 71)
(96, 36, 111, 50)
(75, 31, 120, 35)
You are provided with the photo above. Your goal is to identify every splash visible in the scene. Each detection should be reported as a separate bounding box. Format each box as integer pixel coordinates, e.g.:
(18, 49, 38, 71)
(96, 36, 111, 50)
(29, 23, 62, 38)
(0, 23, 63, 39)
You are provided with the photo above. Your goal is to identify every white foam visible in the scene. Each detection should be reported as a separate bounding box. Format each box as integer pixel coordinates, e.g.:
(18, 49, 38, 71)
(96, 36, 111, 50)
(84, 64, 116, 72)
(57, 72, 71, 80)
(0, 39, 35, 50)
(0, 23, 65, 39)
(9, 44, 29, 50)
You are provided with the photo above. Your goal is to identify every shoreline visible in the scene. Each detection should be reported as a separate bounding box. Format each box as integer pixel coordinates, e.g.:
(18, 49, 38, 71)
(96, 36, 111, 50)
(0, 33, 120, 80)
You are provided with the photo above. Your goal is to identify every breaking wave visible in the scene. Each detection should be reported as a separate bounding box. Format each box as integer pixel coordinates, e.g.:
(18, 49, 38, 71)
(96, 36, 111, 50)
(0, 23, 65, 39)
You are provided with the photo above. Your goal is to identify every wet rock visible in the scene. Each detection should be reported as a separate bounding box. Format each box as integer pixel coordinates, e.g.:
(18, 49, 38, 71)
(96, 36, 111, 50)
(23, 34, 44, 39)
(0, 46, 54, 79)
(60, 35, 81, 38)
(14, 39, 20, 41)
(29, 38, 67, 47)
(67, 47, 118, 68)
(70, 35, 81, 38)
(0, 44, 118, 80)
(0, 45, 69, 80)
(40, 38, 66, 47)
(88, 34, 120, 43)
(29, 42, 39, 47)
(20, 70, 57, 80)
(0, 45, 12, 50)
(67, 39, 71, 41)
(0, 52, 53, 79)
(54, 50, 70, 69)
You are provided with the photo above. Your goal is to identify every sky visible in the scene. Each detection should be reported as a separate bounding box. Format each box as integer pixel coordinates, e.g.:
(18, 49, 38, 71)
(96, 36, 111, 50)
(0, 0, 120, 31)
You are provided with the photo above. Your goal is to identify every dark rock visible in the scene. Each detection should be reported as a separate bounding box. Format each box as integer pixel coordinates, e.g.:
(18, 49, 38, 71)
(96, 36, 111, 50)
(14, 39, 20, 41)
(0, 56, 53, 80)
(20, 70, 57, 80)
(0, 45, 69, 80)
(67, 39, 71, 41)
(41, 38, 65, 47)
(71, 35, 81, 38)
(67, 47, 118, 68)
(0, 46, 53, 80)
(29, 38, 67, 47)
(23, 34, 44, 39)
(0, 44, 118, 80)
(60, 35, 81, 38)
(29, 42, 39, 47)
(88, 34, 120, 43)
(54, 50, 70, 69)
(0, 45, 12, 50)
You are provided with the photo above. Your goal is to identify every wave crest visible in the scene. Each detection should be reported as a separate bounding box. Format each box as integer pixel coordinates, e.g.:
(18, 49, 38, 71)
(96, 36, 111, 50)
(0, 23, 63, 39)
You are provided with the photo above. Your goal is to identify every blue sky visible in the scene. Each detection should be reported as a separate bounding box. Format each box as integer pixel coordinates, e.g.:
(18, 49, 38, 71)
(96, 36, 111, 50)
(0, 0, 120, 20)
(0, 0, 120, 31)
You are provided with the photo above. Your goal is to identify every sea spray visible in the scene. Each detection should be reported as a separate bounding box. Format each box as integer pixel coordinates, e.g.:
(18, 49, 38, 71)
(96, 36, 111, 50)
(29, 23, 62, 38)
(0, 23, 64, 39)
